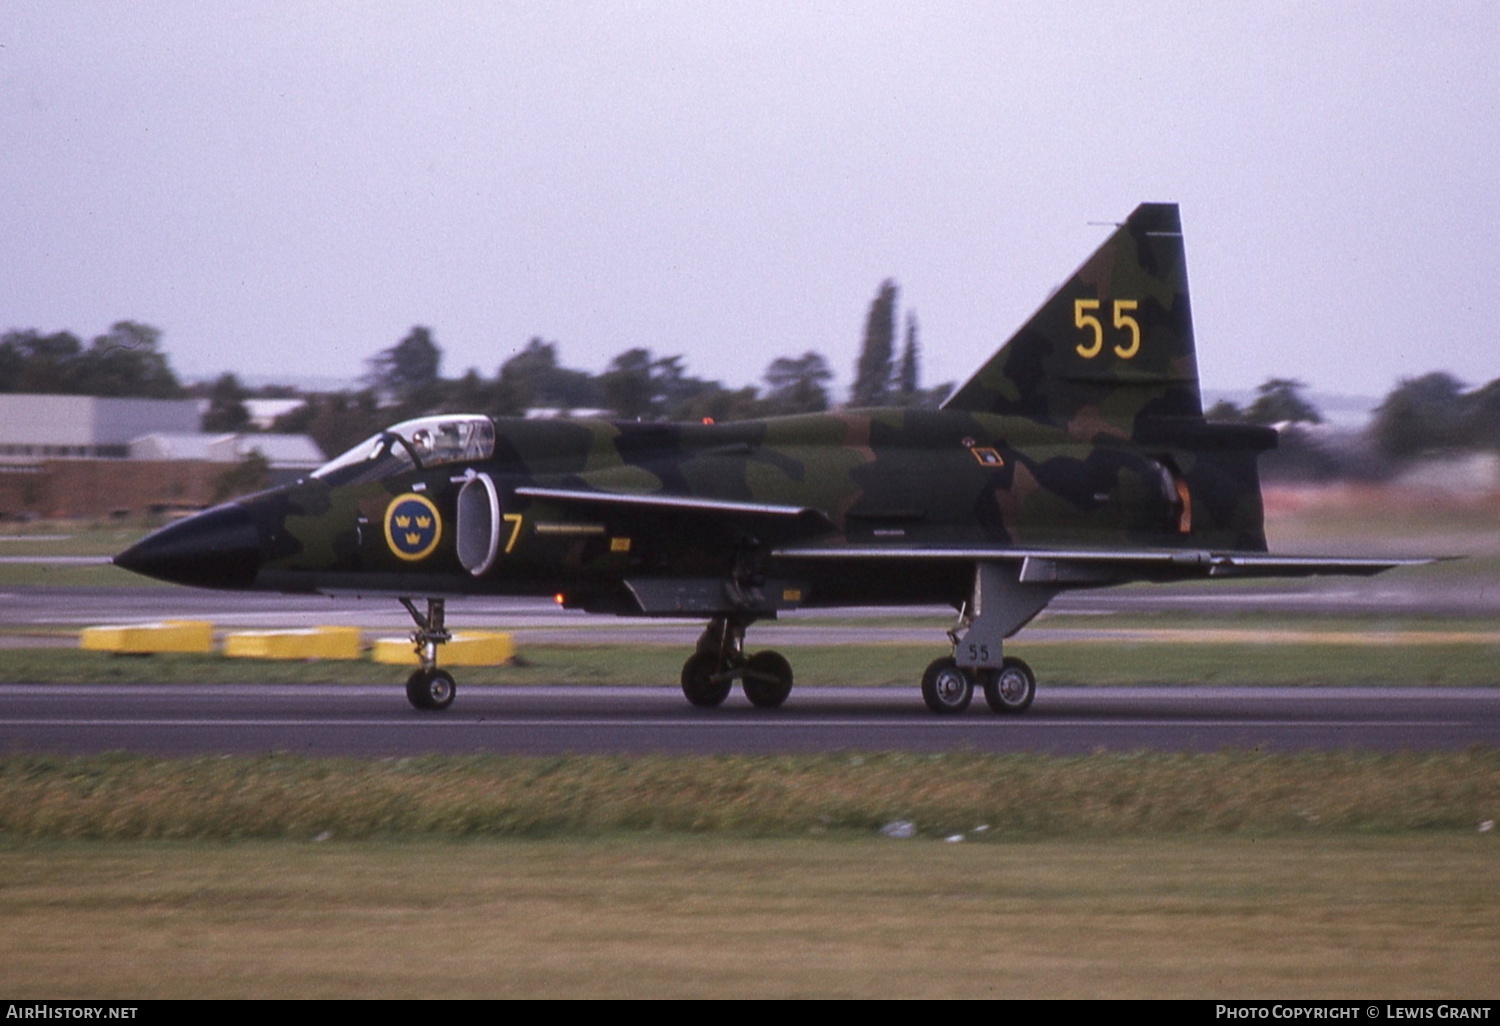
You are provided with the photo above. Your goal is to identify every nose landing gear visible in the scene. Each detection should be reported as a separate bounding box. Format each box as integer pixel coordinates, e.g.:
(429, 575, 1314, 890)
(401, 597, 456, 711)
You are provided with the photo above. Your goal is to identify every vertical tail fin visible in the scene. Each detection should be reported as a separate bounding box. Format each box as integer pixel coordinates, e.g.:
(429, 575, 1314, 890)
(943, 203, 1202, 437)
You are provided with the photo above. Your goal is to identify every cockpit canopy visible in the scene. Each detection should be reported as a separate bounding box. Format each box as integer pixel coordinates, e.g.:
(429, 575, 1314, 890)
(311, 415, 496, 487)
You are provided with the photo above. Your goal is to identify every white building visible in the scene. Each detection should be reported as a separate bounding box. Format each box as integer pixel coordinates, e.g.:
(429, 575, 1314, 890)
(128, 432, 324, 471)
(0, 395, 200, 459)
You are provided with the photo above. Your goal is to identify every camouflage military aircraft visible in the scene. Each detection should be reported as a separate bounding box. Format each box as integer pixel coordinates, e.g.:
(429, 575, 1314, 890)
(115, 203, 1414, 714)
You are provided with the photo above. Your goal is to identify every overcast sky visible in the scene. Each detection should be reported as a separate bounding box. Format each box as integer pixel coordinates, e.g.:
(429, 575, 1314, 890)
(2, 2, 1496, 402)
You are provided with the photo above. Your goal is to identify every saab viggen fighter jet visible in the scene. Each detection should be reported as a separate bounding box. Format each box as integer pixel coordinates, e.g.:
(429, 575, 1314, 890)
(116, 203, 1417, 714)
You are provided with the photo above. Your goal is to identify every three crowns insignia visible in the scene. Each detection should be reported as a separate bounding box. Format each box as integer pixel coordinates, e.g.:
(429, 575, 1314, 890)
(386, 495, 441, 560)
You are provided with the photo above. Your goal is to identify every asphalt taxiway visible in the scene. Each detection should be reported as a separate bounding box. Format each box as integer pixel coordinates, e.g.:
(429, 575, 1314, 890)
(3, 683, 1497, 756)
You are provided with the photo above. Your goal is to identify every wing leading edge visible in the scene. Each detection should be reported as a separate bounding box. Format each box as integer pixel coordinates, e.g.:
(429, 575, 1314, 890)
(770, 544, 1429, 583)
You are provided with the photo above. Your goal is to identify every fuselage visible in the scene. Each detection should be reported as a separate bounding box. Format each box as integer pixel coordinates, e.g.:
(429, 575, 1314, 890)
(115, 408, 1273, 615)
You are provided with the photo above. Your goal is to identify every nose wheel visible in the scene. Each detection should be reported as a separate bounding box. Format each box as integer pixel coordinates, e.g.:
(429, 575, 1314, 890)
(406, 667, 456, 710)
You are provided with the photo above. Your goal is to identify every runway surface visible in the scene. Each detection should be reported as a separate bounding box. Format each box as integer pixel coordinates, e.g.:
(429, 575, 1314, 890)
(3, 683, 1497, 756)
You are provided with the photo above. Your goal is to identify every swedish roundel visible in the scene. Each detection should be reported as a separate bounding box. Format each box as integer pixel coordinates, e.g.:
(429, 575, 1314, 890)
(384, 493, 442, 562)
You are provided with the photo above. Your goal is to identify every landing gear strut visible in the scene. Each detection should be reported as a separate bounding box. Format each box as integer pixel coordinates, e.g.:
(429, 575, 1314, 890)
(680, 614, 794, 709)
(921, 562, 1054, 716)
(401, 597, 456, 711)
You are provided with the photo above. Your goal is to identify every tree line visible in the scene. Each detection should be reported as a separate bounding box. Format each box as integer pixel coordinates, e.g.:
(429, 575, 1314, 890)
(0, 323, 183, 399)
(216, 281, 951, 456)
(1205, 375, 1500, 480)
(5, 289, 1499, 482)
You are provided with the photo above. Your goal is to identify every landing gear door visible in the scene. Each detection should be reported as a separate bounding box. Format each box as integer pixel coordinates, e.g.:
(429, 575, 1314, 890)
(456, 472, 502, 577)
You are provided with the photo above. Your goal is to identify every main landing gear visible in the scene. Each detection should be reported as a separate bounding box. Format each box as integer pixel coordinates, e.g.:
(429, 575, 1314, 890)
(918, 561, 1056, 716)
(920, 655, 1035, 715)
(401, 597, 456, 711)
(681, 614, 794, 709)
(675, 561, 1055, 716)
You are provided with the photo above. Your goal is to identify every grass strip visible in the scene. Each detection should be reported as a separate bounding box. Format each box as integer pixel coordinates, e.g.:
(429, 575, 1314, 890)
(1, 750, 1495, 841)
(0, 524, 147, 555)
(1, 835, 1496, 998)
(0, 562, 160, 588)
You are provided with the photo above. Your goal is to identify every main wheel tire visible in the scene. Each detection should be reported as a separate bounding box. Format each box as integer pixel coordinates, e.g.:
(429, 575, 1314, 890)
(406, 667, 456, 711)
(921, 657, 973, 714)
(681, 652, 732, 708)
(983, 656, 1035, 715)
(742, 650, 794, 709)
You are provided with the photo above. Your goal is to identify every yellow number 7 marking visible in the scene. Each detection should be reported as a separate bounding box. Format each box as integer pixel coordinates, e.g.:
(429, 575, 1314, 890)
(502, 513, 524, 554)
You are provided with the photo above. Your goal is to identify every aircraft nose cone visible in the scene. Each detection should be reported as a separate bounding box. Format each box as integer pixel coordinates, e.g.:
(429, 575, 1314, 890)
(114, 503, 262, 589)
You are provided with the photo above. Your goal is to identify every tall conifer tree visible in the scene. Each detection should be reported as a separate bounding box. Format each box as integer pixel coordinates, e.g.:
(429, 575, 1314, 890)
(851, 280, 898, 406)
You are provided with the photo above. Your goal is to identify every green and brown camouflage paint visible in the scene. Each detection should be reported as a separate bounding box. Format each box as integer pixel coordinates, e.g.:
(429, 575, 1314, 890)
(119, 204, 1284, 615)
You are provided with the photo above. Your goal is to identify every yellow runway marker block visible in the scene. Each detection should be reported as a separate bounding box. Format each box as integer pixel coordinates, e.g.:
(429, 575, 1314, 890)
(222, 627, 362, 661)
(79, 620, 214, 654)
